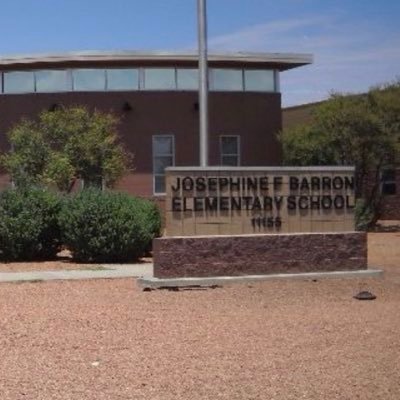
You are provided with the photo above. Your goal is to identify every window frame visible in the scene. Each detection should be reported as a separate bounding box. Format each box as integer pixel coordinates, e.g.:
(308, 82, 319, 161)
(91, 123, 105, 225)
(105, 68, 139, 91)
(176, 68, 199, 91)
(0, 67, 279, 94)
(72, 68, 107, 92)
(220, 135, 241, 166)
(381, 168, 397, 196)
(243, 69, 276, 93)
(209, 68, 244, 92)
(143, 68, 177, 91)
(3, 70, 36, 94)
(34, 69, 72, 93)
(152, 134, 175, 195)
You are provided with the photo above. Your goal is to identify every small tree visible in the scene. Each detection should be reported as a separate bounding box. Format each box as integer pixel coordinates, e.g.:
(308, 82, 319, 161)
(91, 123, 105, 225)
(280, 81, 400, 227)
(1, 106, 131, 192)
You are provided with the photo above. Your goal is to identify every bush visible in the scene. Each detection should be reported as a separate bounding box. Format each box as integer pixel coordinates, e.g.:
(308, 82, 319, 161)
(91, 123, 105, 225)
(0, 187, 62, 261)
(135, 198, 162, 253)
(59, 189, 161, 262)
(355, 199, 375, 231)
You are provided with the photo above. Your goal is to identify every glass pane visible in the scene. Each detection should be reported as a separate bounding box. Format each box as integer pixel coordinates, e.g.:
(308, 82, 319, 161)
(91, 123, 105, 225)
(153, 136, 173, 155)
(177, 68, 198, 90)
(382, 169, 396, 182)
(144, 68, 175, 90)
(211, 68, 243, 91)
(382, 183, 396, 195)
(154, 175, 166, 194)
(4, 71, 35, 93)
(36, 70, 69, 92)
(221, 136, 238, 154)
(107, 69, 139, 90)
(222, 155, 239, 166)
(73, 69, 105, 91)
(154, 156, 173, 174)
(244, 70, 275, 92)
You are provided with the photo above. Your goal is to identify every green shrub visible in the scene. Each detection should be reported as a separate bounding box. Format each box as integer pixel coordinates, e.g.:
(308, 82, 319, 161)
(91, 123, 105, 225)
(0, 187, 62, 261)
(134, 197, 162, 253)
(59, 189, 161, 262)
(355, 199, 375, 231)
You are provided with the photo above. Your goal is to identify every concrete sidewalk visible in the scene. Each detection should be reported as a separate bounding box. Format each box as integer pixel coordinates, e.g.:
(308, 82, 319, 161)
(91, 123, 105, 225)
(0, 264, 385, 287)
(0, 263, 153, 283)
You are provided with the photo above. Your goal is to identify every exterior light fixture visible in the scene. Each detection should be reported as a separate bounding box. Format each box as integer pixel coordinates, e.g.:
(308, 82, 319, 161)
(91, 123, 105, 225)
(122, 102, 133, 112)
(48, 103, 62, 112)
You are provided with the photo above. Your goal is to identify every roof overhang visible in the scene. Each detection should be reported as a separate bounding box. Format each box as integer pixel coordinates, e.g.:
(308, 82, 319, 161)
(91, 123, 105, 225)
(0, 50, 313, 71)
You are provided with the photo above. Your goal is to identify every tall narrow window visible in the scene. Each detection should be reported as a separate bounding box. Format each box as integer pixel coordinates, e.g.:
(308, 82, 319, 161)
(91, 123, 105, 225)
(153, 135, 175, 194)
(220, 135, 240, 166)
(381, 168, 397, 195)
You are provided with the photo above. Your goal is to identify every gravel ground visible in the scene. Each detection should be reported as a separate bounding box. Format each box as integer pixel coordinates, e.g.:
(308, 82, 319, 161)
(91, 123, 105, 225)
(0, 232, 399, 400)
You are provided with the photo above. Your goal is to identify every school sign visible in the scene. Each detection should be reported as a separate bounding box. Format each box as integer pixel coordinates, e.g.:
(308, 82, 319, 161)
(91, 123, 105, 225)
(165, 166, 355, 236)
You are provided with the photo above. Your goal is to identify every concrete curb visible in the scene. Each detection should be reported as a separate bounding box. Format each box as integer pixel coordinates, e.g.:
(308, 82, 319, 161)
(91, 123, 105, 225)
(137, 269, 384, 289)
(0, 264, 153, 283)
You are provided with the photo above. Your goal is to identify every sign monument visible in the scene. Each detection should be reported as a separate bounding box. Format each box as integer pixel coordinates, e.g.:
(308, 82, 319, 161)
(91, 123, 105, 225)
(150, 166, 367, 279)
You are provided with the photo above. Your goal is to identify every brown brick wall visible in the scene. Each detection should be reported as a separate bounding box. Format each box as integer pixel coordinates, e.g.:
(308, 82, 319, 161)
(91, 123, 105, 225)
(153, 232, 367, 278)
(0, 91, 282, 198)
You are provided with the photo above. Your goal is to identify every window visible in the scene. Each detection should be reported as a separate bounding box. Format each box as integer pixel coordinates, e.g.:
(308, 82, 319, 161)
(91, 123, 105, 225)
(210, 68, 243, 91)
(144, 68, 176, 90)
(106, 68, 139, 91)
(176, 68, 198, 90)
(35, 70, 70, 92)
(1, 67, 281, 94)
(153, 135, 175, 194)
(244, 69, 275, 92)
(72, 69, 106, 91)
(4, 71, 35, 93)
(220, 135, 240, 166)
(381, 169, 397, 195)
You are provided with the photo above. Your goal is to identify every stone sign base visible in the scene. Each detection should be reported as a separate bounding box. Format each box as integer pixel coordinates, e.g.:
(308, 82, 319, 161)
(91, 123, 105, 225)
(153, 232, 367, 279)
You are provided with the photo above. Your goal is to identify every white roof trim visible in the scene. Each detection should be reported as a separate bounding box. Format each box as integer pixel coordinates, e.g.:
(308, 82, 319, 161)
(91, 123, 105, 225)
(0, 50, 313, 70)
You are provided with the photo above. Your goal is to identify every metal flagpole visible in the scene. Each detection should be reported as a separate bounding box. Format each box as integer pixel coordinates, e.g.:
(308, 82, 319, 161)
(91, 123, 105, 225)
(197, 0, 209, 167)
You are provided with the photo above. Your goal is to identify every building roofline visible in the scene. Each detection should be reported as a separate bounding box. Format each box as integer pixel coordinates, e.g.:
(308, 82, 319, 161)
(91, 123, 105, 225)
(0, 50, 313, 71)
(283, 99, 327, 111)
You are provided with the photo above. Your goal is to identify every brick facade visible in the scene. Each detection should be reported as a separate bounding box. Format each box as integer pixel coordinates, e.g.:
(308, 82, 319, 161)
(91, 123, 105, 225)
(153, 232, 367, 278)
(0, 91, 282, 198)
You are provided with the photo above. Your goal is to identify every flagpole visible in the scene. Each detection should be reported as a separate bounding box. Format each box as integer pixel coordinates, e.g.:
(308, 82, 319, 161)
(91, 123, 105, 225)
(197, 0, 209, 167)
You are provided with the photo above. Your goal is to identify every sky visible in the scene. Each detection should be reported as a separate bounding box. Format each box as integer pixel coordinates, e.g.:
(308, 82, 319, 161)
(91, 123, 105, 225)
(0, 0, 399, 106)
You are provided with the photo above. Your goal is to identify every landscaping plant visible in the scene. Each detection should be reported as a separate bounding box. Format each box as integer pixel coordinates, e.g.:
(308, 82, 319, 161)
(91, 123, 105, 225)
(0, 187, 62, 261)
(59, 189, 161, 263)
